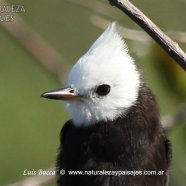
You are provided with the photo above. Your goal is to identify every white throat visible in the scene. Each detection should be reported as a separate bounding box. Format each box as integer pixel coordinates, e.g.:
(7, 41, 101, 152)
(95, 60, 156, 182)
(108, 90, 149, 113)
(64, 23, 140, 127)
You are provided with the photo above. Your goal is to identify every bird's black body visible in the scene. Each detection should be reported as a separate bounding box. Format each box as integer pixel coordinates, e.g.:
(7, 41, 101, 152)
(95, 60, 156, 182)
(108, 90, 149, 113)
(56, 83, 171, 186)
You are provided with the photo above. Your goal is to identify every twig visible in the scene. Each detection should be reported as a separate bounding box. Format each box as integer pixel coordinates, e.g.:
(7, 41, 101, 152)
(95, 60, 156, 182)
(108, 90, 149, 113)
(162, 103, 186, 130)
(0, 0, 70, 84)
(67, 0, 186, 68)
(167, 31, 186, 43)
(67, 0, 186, 44)
(108, 0, 186, 70)
(91, 15, 151, 43)
(6, 173, 55, 186)
(65, 0, 122, 20)
(91, 15, 186, 44)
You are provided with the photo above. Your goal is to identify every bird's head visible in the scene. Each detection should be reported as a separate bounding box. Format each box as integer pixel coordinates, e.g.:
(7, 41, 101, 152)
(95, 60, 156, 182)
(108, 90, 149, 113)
(41, 23, 140, 127)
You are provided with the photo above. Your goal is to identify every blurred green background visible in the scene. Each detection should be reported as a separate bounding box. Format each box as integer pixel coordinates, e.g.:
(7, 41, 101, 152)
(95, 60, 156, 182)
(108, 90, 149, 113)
(0, 0, 186, 185)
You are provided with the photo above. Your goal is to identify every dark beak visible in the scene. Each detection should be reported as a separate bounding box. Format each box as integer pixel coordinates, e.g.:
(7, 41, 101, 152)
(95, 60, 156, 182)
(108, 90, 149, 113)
(41, 87, 82, 101)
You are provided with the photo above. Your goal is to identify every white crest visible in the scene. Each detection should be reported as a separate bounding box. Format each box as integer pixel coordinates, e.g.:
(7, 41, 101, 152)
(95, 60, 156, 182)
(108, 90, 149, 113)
(64, 22, 140, 127)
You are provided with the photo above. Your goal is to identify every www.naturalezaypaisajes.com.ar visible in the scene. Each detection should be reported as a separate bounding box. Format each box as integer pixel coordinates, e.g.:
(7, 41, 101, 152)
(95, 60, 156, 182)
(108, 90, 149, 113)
(22, 169, 164, 177)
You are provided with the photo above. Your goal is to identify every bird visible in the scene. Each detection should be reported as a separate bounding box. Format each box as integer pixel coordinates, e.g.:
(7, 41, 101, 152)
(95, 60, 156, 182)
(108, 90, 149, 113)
(41, 23, 171, 186)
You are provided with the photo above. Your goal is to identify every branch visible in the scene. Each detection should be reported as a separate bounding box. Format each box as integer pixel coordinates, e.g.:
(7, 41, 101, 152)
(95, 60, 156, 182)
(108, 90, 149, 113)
(108, 0, 186, 71)
(90, 15, 151, 43)
(91, 15, 186, 44)
(5, 169, 55, 186)
(0, 0, 70, 84)
(67, 0, 186, 44)
(162, 103, 186, 130)
(65, 0, 122, 20)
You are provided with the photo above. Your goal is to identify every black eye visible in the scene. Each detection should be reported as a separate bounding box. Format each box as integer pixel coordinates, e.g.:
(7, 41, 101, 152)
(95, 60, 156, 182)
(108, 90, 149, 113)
(96, 84, 111, 96)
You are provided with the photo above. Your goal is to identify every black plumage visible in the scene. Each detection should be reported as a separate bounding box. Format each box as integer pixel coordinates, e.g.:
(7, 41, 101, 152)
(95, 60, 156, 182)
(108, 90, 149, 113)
(56, 82, 171, 186)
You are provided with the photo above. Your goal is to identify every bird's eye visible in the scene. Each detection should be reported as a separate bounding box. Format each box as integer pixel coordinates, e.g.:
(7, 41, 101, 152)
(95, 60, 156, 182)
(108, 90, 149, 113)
(96, 84, 111, 96)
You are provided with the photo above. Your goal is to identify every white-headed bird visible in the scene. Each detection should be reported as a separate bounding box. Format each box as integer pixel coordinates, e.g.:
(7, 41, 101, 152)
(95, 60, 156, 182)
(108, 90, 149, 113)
(41, 23, 171, 186)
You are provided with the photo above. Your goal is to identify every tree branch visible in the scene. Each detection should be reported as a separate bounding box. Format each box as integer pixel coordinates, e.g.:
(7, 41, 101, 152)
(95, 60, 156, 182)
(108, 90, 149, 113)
(65, 0, 122, 20)
(162, 103, 186, 130)
(90, 15, 151, 43)
(108, 0, 186, 71)
(67, 0, 186, 43)
(6, 173, 55, 186)
(91, 15, 186, 44)
(0, 0, 70, 84)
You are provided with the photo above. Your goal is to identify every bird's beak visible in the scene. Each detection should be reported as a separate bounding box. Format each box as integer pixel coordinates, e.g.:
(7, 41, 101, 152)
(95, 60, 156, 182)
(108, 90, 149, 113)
(41, 87, 82, 101)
